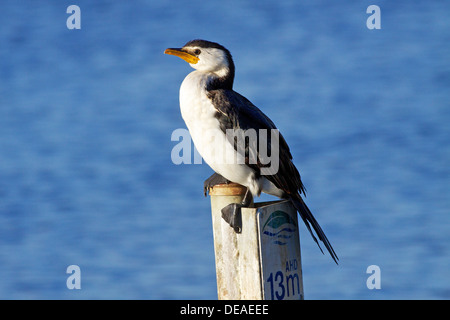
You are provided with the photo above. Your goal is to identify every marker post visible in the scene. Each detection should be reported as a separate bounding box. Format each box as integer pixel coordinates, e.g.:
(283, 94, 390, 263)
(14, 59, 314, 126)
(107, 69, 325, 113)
(209, 183, 304, 300)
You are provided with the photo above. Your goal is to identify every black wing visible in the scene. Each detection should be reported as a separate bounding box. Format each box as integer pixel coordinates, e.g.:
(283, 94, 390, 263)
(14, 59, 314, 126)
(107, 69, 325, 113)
(208, 89, 306, 196)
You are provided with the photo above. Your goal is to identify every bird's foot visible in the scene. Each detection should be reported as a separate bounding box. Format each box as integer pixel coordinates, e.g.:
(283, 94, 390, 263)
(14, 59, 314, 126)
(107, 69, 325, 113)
(221, 203, 243, 233)
(220, 189, 253, 234)
(204, 173, 231, 196)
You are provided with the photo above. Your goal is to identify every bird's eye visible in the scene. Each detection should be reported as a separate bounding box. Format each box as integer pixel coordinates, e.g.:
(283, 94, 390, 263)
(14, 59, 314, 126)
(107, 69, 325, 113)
(194, 49, 201, 55)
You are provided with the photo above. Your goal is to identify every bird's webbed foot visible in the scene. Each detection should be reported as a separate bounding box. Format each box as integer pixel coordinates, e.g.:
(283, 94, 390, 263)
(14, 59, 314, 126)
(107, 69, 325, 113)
(221, 189, 253, 233)
(221, 203, 243, 233)
(204, 173, 231, 196)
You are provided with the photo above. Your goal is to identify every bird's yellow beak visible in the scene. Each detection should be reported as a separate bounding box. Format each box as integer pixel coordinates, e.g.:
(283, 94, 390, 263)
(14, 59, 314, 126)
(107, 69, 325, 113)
(164, 48, 199, 64)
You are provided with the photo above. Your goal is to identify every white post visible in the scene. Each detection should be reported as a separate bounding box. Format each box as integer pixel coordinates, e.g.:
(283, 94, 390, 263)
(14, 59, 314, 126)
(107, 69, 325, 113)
(209, 183, 304, 300)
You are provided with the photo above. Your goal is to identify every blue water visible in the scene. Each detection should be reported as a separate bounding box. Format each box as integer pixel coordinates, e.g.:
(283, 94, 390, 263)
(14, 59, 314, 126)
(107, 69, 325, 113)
(0, 1, 449, 299)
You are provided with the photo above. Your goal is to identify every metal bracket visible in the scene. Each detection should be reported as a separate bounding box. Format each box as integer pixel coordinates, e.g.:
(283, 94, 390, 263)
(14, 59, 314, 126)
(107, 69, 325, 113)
(221, 204, 242, 233)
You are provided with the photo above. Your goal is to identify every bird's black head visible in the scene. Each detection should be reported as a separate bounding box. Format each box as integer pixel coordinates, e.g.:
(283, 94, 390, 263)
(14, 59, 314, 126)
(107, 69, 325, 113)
(165, 39, 235, 90)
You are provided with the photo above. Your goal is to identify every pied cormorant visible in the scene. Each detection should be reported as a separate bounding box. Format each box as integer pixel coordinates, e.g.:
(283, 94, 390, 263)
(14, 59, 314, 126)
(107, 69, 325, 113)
(165, 39, 338, 263)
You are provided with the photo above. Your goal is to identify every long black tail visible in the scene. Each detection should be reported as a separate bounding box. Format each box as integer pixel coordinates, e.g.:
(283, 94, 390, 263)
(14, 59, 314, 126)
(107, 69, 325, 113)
(289, 195, 339, 264)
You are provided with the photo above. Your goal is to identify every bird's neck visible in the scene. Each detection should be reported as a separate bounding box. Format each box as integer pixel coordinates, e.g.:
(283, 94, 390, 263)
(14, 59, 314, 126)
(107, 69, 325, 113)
(205, 65, 235, 91)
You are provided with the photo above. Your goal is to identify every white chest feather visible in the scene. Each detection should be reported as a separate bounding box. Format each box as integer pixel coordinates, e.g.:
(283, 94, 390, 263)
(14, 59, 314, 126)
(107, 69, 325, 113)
(179, 71, 241, 177)
(179, 71, 220, 154)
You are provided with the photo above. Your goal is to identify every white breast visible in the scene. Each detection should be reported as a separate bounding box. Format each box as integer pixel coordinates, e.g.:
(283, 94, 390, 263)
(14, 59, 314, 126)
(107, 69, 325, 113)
(179, 72, 252, 187)
(179, 71, 233, 167)
(179, 71, 217, 145)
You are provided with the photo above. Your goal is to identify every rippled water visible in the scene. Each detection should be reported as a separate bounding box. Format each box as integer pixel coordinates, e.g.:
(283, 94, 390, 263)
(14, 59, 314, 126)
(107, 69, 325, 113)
(0, 1, 449, 299)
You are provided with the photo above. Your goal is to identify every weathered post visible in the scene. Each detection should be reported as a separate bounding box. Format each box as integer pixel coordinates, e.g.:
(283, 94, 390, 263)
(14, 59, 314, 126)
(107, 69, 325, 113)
(209, 183, 304, 300)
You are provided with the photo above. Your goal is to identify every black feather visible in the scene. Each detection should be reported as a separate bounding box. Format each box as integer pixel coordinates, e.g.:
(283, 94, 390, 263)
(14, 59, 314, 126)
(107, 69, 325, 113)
(290, 195, 339, 264)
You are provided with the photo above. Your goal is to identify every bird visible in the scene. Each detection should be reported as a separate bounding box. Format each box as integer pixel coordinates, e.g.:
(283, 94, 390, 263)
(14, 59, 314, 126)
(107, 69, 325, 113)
(164, 39, 338, 263)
